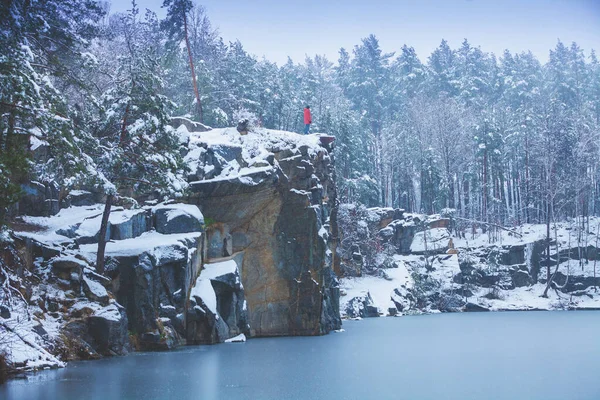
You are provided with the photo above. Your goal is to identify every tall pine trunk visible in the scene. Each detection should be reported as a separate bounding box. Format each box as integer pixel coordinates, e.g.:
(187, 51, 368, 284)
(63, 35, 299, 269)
(184, 11, 203, 123)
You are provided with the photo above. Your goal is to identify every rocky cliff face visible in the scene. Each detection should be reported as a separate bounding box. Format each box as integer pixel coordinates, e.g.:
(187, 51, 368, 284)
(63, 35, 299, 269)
(1, 123, 341, 373)
(183, 126, 341, 338)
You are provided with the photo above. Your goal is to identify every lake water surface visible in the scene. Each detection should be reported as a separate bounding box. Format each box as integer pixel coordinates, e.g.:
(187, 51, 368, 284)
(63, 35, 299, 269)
(2, 311, 599, 400)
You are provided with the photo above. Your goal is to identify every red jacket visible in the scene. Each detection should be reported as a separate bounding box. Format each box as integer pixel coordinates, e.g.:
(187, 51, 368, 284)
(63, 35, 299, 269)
(304, 108, 312, 124)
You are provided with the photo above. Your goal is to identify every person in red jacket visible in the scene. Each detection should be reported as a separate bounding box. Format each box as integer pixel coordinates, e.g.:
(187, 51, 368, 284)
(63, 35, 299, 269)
(303, 105, 312, 134)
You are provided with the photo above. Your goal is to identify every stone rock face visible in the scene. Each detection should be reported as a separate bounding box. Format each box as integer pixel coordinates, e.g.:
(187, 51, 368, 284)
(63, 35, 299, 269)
(106, 236, 202, 350)
(490, 245, 526, 266)
(18, 181, 60, 217)
(51, 255, 86, 281)
(188, 133, 341, 337)
(82, 276, 110, 304)
(1, 236, 132, 371)
(62, 302, 131, 359)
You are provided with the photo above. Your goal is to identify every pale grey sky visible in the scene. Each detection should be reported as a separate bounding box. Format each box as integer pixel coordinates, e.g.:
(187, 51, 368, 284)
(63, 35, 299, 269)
(109, 0, 600, 64)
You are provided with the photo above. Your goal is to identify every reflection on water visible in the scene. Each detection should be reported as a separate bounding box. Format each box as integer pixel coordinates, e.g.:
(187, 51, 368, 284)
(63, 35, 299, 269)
(2, 311, 599, 400)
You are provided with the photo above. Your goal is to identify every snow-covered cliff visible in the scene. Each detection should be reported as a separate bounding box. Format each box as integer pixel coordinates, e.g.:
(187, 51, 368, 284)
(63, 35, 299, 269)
(0, 121, 341, 374)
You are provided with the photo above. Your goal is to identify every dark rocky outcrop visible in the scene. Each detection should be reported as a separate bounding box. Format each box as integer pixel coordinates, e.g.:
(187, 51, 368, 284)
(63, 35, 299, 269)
(186, 258, 249, 344)
(188, 136, 341, 337)
(106, 235, 202, 350)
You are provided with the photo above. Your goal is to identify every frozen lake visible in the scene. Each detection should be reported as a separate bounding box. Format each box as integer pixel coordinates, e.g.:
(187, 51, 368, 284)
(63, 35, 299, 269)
(2, 311, 599, 400)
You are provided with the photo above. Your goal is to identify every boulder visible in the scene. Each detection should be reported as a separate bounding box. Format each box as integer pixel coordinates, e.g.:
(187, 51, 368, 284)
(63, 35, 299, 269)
(464, 303, 490, 312)
(110, 209, 149, 240)
(391, 286, 416, 312)
(170, 116, 211, 133)
(510, 267, 532, 287)
(51, 256, 87, 280)
(153, 204, 204, 234)
(75, 214, 111, 245)
(82, 275, 109, 304)
(237, 119, 249, 135)
(0, 305, 10, 319)
(65, 190, 96, 207)
(210, 144, 243, 164)
(345, 292, 379, 318)
(87, 303, 131, 356)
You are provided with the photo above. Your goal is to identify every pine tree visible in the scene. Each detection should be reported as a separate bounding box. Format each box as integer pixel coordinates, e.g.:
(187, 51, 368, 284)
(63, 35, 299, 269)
(0, 0, 104, 224)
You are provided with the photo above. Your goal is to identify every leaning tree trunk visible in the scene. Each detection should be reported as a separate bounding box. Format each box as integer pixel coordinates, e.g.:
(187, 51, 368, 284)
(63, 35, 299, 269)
(183, 12, 203, 123)
(96, 194, 113, 274)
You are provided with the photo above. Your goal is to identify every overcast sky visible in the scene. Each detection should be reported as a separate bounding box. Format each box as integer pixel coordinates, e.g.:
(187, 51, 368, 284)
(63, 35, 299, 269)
(109, 0, 600, 65)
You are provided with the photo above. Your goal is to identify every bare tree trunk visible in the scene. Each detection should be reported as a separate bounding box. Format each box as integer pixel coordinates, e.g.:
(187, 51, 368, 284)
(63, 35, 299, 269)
(595, 221, 599, 292)
(525, 134, 530, 223)
(184, 11, 203, 123)
(542, 222, 561, 298)
(96, 194, 113, 274)
(483, 148, 488, 224)
(546, 199, 551, 282)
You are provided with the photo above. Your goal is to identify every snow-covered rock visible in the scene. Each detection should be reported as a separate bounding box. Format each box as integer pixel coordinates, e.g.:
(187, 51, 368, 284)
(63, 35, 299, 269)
(340, 216, 600, 317)
(224, 333, 246, 343)
(188, 259, 248, 344)
(152, 203, 204, 234)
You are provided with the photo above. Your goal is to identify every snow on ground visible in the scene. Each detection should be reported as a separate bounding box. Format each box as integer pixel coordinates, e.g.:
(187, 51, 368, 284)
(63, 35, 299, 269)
(427, 254, 461, 282)
(19, 205, 104, 244)
(340, 245, 600, 318)
(410, 228, 450, 253)
(1, 302, 65, 371)
(478, 284, 600, 311)
(452, 217, 600, 250)
(79, 231, 200, 260)
(340, 262, 412, 317)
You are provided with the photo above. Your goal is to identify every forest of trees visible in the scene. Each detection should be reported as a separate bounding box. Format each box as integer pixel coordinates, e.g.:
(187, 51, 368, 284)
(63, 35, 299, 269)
(1, 0, 599, 230)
